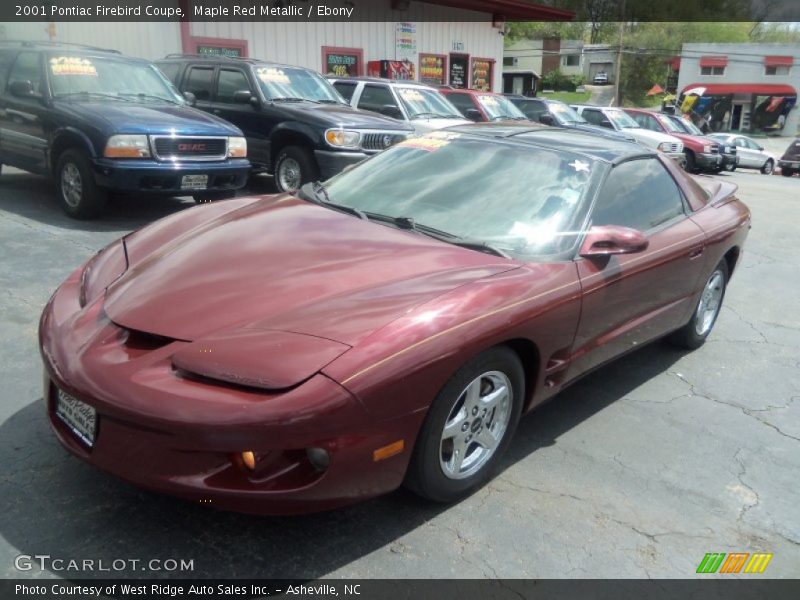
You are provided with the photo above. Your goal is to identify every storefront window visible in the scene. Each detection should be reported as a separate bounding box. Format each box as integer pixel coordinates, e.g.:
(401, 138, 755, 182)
(322, 47, 363, 77)
(419, 54, 446, 86)
(471, 58, 494, 92)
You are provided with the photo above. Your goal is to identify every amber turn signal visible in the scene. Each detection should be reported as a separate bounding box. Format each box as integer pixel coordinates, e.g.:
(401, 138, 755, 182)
(373, 440, 404, 461)
(241, 451, 256, 470)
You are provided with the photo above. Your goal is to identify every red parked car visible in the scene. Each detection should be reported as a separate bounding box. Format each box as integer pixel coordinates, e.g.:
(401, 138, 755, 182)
(40, 125, 750, 514)
(440, 88, 530, 122)
(624, 108, 724, 173)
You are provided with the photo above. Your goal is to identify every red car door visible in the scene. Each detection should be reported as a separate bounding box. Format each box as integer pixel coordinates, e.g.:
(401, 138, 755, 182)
(567, 156, 707, 379)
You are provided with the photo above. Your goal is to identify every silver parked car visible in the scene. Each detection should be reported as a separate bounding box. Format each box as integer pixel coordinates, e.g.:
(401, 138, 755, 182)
(707, 133, 777, 174)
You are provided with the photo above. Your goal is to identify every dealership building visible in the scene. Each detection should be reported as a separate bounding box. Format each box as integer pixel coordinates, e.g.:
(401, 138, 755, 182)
(2, 0, 570, 92)
(676, 43, 799, 136)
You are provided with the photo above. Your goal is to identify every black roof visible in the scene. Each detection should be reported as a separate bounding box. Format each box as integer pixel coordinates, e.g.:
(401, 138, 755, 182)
(0, 40, 120, 54)
(160, 54, 312, 72)
(442, 122, 653, 164)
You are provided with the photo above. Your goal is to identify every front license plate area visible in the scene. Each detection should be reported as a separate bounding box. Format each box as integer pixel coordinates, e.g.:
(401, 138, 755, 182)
(181, 174, 208, 190)
(56, 389, 96, 447)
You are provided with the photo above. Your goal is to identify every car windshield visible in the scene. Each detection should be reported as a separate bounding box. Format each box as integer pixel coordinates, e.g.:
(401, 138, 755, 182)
(678, 118, 704, 136)
(396, 87, 464, 119)
(655, 114, 684, 133)
(48, 55, 182, 104)
(255, 65, 344, 103)
(320, 133, 598, 260)
(476, 94, 527, 120)
(607, 109, 640, 129)
(548, 101, 586, 124)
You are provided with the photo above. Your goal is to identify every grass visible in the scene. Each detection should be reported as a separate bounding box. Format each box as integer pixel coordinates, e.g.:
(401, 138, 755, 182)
(541, 90, 591, 104)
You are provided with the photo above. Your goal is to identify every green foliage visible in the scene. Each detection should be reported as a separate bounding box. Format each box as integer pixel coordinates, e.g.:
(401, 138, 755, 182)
(540, 69, 584, 92)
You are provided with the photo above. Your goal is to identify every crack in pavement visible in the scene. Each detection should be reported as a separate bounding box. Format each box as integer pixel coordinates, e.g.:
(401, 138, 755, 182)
(733, 449, 760, 526)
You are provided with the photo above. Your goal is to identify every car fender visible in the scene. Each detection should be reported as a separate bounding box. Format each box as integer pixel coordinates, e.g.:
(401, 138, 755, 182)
(323, 263, 583, 421)
(270, 121, 323, 152)
(48, 126, 98, 171)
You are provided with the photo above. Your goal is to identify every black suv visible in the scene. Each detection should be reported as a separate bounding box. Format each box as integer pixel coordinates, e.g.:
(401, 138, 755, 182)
(156, 55, 413, 192)
(0, 42, 250, 219)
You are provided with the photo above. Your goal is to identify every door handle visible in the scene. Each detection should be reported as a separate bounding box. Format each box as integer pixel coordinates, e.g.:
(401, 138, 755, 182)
(688, 246, 705, 259)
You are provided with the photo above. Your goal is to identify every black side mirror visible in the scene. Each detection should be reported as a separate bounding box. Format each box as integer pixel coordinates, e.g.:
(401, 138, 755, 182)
(233, 90, 252, 103)
(9, 80, 36, 98)
(538, 113, 554, 126)
(379, 104, 403, 120)
(465, 108, 482, 121)
(183, 91, 197, 106)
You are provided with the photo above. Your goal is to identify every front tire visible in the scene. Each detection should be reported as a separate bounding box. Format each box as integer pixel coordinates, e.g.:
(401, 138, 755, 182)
(723, 162, 736, 172)
(56, 149, 107, 219)
(273, 145, 319, 193)
(684, 151, 697, 173)
(669, 260, 729, 350)
(780, 168, 794, 177)
(761, 159, 774, 175)
(405, 346, 524, 503)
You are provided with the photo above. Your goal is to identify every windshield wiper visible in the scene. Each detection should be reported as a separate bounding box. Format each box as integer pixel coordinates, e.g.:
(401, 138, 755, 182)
(317, 99, 347, 105)
(54, 91, 132, 102)
(410, 111, 450, 119)
(363, 214, 511, 258)
(119, 92, 180, 105)
(271, 96, 314, 103)
(298, 182, 367, 220)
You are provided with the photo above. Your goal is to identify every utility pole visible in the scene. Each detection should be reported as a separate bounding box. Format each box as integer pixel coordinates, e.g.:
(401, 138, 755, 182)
(613, 0, 625, 106)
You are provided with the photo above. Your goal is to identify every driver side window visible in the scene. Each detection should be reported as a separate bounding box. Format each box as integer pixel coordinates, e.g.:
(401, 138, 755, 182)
(591, 159, 685, 232)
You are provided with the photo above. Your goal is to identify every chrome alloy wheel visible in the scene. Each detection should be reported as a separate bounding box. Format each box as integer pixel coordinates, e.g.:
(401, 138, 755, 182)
(277, 157, 302, 191)
(61, 162, 83, 208)
(439, 371, 512, 480)
(695, 269, 724, 336)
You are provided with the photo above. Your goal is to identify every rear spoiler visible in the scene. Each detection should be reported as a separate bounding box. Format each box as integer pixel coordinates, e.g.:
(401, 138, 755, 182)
(694, 177, 738, 207)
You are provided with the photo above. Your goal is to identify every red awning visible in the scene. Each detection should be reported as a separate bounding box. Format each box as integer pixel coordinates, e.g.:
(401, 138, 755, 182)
(682, 83, 797, 96)
(419, 0, 574, 20)
(699, 56, 729, 67)
(764, 55, 793, 66)
(666, 56, 681, 71)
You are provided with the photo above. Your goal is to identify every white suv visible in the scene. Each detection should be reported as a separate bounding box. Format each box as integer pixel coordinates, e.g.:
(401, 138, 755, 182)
(328, 77, 471, 134)
(572, 104, 686, 167)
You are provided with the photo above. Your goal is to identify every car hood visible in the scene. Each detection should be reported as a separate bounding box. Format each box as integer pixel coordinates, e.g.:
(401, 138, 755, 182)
(278, 101, 413, 131)
(104, 196, 515, 345)
(623, 127, 682, 147)
(411, 117, 472, 133)
(568, 122, 631, 139)
(54, 100, 242, 136)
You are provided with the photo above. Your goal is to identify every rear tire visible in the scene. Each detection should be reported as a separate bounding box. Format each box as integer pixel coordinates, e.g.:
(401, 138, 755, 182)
(761, 159, 774, 175)
(55, 149, 107, 220)
(780, 168, 794, 177)
(669, 260, 729, 350)
(405, 346, 524, 503)
(273, 145, 319, 193)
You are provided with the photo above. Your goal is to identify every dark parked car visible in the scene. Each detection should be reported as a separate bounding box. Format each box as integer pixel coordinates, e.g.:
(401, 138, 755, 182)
(504, 95, 632, 140)
(778, 138, 800, 177)
(40, 124, 750, 514)
(0, 42, 250, 218)
(157, 56, 412, 192)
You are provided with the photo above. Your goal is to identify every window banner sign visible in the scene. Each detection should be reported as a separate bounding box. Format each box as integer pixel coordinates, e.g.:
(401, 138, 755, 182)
(449, 54, 468, 89)
(419, 54, 445, 86)
(471, 58, 493, 92)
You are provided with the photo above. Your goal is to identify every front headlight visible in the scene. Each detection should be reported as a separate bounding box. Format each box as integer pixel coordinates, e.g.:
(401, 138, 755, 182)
(325, 128, 361, 149)
(227, 136, 247, 158)
(104, 134, 150, 158)
(703, 144, 712, 153)
(657, 142, 671, 152)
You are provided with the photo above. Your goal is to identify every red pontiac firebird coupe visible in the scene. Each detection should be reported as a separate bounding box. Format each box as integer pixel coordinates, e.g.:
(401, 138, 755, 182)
(39, 124, 750, 514)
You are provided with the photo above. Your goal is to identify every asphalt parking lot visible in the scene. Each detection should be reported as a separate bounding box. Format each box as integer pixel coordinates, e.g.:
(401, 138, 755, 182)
(1, 163, 798, 580)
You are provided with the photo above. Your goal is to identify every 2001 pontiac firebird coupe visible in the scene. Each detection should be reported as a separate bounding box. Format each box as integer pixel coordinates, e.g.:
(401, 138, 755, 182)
(39, 124, 750, 514)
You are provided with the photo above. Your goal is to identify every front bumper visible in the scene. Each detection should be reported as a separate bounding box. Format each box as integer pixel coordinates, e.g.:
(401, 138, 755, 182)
(696, 152, 723, 170)
(665, 152, 687, 167)
(721, 153, 739, 168)
(778, 159, 800, 171)
(91, 158, 251, 194)
(314, 150, 371, 180)
(39, 270, 421, 515)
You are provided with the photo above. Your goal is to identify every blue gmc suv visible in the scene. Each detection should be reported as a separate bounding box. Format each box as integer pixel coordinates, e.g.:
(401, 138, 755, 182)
(0, 42, 251, 219)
